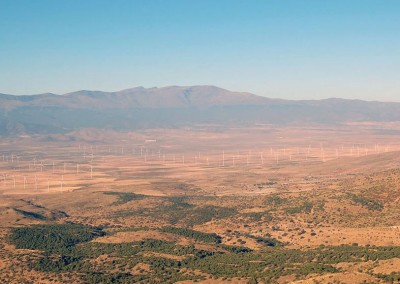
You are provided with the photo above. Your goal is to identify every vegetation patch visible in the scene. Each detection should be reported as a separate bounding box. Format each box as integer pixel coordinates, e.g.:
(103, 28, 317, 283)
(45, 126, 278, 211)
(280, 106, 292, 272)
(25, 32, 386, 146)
(108, 196, 236, 226)
(103, 191, 147, 205)
(242, 211, 273, 222)
(246, 234, 282, 247)
(285, 201, 313, 214)
(9, 224, 400, 283)
(265, 195, 286, 207)
(13, 208, 47, 220)
(8, 223, 105, 253)
(349, 194, 384, 211)
(375, 272, 400, 283)
(161, 226, 222, 243)
(146, 199, 236, 226)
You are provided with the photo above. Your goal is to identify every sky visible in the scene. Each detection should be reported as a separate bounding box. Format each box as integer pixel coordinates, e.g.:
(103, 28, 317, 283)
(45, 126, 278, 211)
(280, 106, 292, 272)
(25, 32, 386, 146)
(0, 0, 399, 101)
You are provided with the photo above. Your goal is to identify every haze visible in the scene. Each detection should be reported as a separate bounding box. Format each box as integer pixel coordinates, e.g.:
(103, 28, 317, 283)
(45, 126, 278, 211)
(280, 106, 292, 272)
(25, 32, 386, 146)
(0, 0, 399, 101)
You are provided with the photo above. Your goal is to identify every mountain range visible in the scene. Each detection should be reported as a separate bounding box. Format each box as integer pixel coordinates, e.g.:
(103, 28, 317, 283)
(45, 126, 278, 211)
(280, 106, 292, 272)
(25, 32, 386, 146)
(0, 85, 399, 136)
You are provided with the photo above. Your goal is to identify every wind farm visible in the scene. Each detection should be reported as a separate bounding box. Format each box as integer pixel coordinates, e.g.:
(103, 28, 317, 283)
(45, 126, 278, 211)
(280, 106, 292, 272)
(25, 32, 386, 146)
(1, 124, 399, 196)
(2, 121, 400, 283)
(1, 0, 400, 282)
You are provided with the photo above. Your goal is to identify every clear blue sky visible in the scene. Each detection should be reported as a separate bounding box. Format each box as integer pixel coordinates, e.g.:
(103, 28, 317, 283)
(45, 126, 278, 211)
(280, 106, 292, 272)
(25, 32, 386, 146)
(0, 0, 399, 101)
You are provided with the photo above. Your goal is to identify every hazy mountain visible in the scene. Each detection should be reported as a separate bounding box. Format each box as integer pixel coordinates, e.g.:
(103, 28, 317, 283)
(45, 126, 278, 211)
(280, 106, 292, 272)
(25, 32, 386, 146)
(1, 85, 400, 136)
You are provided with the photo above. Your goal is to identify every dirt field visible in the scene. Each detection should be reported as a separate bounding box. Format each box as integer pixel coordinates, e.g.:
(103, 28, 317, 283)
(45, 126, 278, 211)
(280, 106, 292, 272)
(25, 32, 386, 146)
(1, 124, 400, 283)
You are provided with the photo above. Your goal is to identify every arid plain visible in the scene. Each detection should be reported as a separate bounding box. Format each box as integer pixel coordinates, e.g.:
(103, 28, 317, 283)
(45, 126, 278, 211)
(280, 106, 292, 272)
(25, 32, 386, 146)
(1, 123, 400, 283)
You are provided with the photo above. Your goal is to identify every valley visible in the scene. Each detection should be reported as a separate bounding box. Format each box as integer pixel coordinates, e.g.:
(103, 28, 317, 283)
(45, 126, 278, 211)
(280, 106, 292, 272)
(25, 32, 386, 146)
(1, 124, 400, 283)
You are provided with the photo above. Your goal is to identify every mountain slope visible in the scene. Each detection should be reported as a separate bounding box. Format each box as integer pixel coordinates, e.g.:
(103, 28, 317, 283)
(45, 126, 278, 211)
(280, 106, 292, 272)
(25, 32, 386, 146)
(0, 86, 400, 136)
(0, 86, 270, 110)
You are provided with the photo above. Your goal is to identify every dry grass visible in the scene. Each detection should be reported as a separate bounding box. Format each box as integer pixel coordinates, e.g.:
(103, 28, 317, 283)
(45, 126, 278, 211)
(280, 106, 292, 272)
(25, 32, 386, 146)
(2, 124, 400, 282)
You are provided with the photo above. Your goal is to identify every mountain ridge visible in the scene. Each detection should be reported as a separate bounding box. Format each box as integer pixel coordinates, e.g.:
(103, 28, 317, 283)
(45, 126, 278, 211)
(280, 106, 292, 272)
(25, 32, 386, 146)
(0, 85, 271, 109)
(1, 85, 400, 136)
(1, 86, 395, 105)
